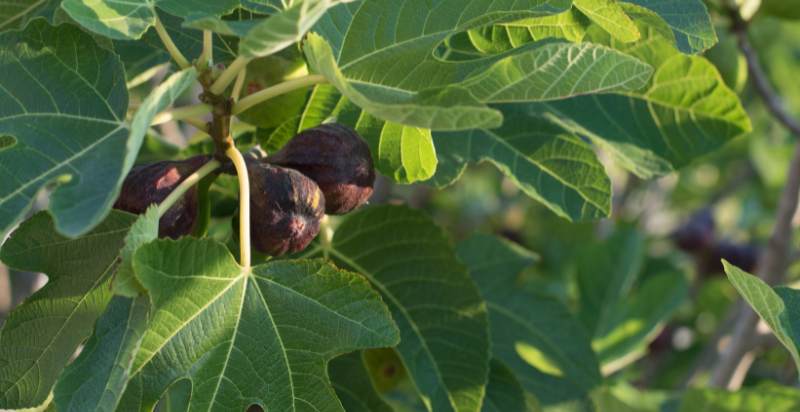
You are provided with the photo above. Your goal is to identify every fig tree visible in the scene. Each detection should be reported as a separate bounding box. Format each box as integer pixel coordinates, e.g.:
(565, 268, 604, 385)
(114, 155, 211, 238)
(268, 123, 375, 214)
(248, 162, 326, 256)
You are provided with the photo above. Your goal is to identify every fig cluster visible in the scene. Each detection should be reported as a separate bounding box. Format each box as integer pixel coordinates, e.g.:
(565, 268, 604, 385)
(114, 155, 211, 239)
(671, 209, 760, 276)
(247, 123, 375, 256)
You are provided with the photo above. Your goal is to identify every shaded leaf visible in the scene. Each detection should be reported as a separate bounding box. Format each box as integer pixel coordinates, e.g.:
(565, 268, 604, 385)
(53, 296, 150, 412)
(0, 20, 131, 238)
(457, 234, 602, 409)
(330, 352, 393, 412)
(0, 211, 135, 409)
(321, 206, 491, 412)
(625, 0, 716, 53)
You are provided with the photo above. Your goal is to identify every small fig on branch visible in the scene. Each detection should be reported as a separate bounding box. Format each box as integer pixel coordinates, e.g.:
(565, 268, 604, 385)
(114, 155, 211, 238)
(248, 162, 326, 256)
(268, 123, 375, 215)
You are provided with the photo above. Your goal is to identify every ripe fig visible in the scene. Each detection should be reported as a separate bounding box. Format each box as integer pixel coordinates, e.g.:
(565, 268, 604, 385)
(267, 123, 375, 215)
(672, 209, 715, 253)
(698, 241, 760, 275)
(248, 162, 325, 256)
(114, 155, 210, 239)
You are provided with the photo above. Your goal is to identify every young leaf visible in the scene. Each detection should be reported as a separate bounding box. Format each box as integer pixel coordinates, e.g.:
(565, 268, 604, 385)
(330, 352, 393, 412)
(113, 207, 160, 297)
(61, 0, 239, 40)
(572, 0, 639, 43)
(53, 295, 150, 412)
(433, 108, 612, 222)
(186, 0, 355, 58)
(457, 234, 603, 408)
(466, 10, 589, 52)
(117, 238, 399, 411)
(723, 261, 800, 373)
(0, 211, 135, 409)
(320, 206, 491, 412)
(0, 20, 132, 238)
(533, 6, 751, 178)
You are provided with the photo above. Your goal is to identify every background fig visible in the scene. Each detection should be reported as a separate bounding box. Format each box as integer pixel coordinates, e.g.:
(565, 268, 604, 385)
(268, 123, 375, 215)
(672, 209, 715, 253)
(114, 155, 210, 238)
(248, 162, 325, 256)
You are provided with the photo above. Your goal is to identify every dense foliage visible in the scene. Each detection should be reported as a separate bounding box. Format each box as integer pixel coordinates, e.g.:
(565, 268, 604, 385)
(1, 0, 800, 411)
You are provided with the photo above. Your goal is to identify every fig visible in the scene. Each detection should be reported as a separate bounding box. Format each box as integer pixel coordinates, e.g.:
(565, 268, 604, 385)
(698, 241, 760, 276)
(268, 123, 375, 215)
(672, 209, 715, 253)
(248, 162, 325, 256)
(114, 155, 210, 239)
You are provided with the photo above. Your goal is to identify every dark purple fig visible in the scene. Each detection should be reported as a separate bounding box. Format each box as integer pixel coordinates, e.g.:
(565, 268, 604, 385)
(248, 162, 325, 256)
(114, 155, 210, 239)
(267, 123, 375, 215)
(698, 241, 760, 275)
(672, 209, 715, 253)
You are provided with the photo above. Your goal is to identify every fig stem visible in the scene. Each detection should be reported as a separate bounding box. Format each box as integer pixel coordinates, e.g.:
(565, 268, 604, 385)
(225, 145, 252, 270)
(199, 30, 213, 67)
(320, 215, 333, 259)
(210, 56, 251, 95)
(157, 159, 221, 218)
(154, 17, 190, 70)
(151, 103, 212, 126)
(232, 74, 327, 115)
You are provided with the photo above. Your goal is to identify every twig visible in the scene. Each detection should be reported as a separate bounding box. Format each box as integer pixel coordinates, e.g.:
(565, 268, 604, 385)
(709, 12, 800, 388)
(232, 74, 326, 115)
(151, 104, 212, 126)
(209, 56, 250, 95)
(153, 17, 190, 69)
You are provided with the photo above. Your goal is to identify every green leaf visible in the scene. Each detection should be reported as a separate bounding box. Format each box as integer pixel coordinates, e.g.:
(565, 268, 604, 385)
(0, 210, 135, 409)
(0, 20, 132, 238)
(304, 32, 503, 131)
(320, 206, 491, 412)
(114, 207, 160, 297)
(0, 0, 59, 32)
(678, 384, 800, 412)
(330, 352, 393, 412)
(118, 238, 399, 411)
(482, 359, 528, 412)
(357, 115, 438, 184)
(625, 0, 716, 53)
(466, 10, 589, 53)
(575, 229, 687, 372)
(129, 66, 197, 161)
(186, 0, 354, 58)
(53, 295, 150, 412)
(534, 6, 751, 178)
(306, 0, 652, 130)
(61, 0, 239, 40)
(723, 261, 800, 372)
(457, 234, 602, 409)
(573, 0, 639, 42)
(433, 107, 612, 222)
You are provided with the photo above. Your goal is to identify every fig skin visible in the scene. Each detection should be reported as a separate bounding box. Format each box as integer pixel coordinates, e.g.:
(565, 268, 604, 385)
(267, 123, 375, 215)
(248, 162, 326, 256)
(114, 155, 210, 239)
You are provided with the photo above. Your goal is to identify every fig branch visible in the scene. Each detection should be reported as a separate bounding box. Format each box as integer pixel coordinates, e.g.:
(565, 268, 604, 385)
(157, 159, 222, 218)
(153, 17, 190, 70)
(709, 8, 800, 389)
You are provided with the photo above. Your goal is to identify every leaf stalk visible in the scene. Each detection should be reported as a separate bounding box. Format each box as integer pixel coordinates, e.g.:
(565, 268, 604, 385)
(232, 74, 327, 115)
(154, 17, 191, 69)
